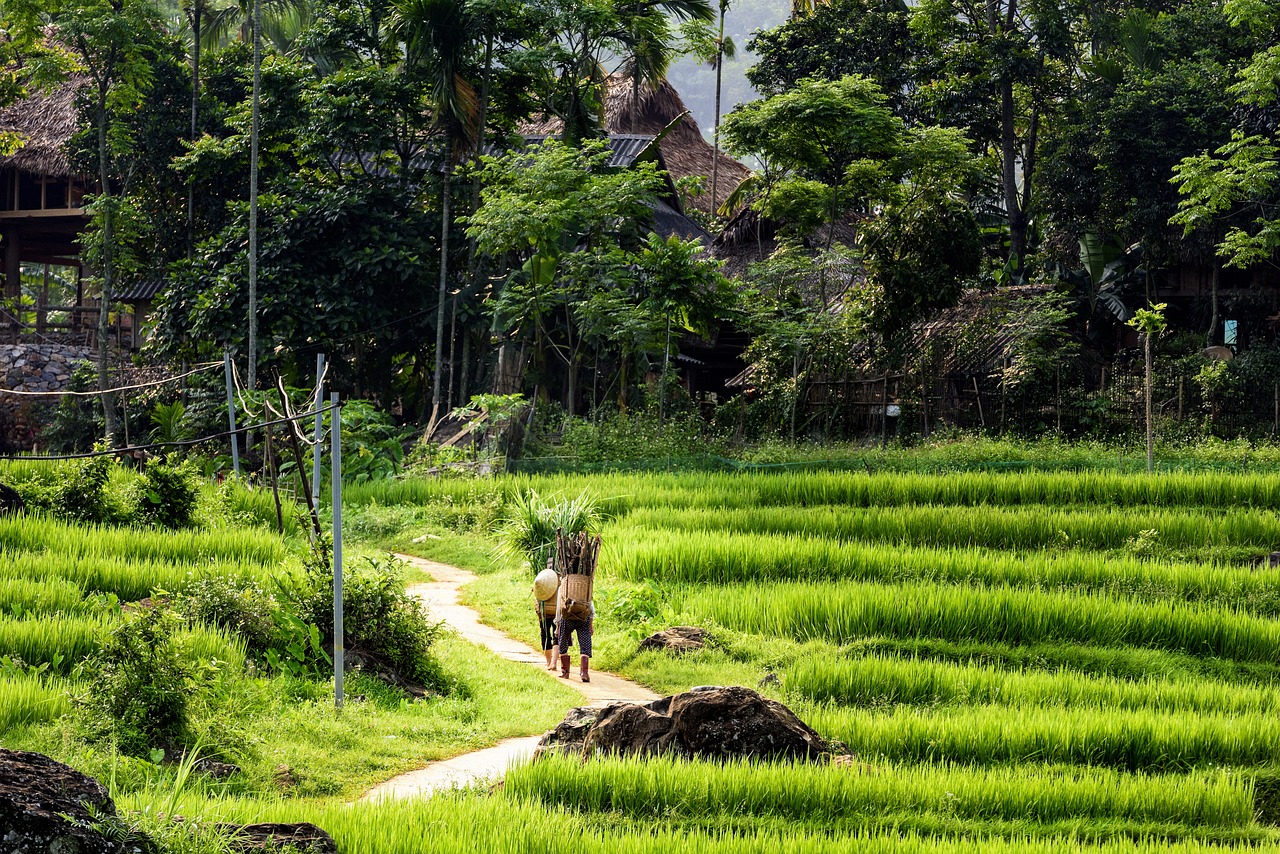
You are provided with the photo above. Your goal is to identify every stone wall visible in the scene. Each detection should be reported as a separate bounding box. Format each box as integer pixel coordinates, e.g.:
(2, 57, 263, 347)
(0, 343, 95, 451)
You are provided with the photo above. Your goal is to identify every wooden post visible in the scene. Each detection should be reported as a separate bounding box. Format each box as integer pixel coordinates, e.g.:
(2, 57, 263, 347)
(921, 373, 930, 439)
(264, 422, 284, 534)
(1055, 364, 1061, 433)
(1100, 366, 1107, 394)
(880, 374, 889, 449)
(1179, 376, 1184, 421)
(972, 376, 986, 428)
(1273, 382, 1278, 434)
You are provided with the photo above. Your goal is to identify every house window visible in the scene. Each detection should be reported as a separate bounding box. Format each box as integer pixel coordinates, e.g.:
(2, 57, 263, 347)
(1224, 319, 1238, 347)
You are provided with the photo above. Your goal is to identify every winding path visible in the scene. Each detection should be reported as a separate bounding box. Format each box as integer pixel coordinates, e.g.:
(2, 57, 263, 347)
(359, 555, 658, 803)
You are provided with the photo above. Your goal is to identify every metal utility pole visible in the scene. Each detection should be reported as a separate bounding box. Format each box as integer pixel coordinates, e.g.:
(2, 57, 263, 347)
(331, 392, 343, 711)
(224, 350, 241, 477)
(247, 0, 262, 392)
(312, 353, 325, 527)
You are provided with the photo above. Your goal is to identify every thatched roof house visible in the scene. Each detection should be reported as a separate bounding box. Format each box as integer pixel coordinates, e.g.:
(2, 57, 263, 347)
(0, 81, 81, 178)
(521, 75, 752, 217)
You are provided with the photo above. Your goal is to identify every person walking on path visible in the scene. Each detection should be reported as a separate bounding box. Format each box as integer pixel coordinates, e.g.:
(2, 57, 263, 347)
(556, 604, 593, 682)
(553, 530, 600, 683)
(533, 563, 560, 670)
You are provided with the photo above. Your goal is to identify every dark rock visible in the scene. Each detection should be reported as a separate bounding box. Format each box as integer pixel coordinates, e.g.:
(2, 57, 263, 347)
(218, 823, 337, 854)
(0, 748, 133, 854)
(192, 758, 242, 780)
(0, 482, 24, 516)
(637, 626, 707, 654)
(532, 706, 599, 760)
(342, 648, 430, 700)
(538, 687, 828, 764)
(1255, 552, 1280, 569)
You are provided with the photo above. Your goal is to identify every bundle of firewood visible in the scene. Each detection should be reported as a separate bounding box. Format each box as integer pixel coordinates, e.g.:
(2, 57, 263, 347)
(555, 530, 601, 577)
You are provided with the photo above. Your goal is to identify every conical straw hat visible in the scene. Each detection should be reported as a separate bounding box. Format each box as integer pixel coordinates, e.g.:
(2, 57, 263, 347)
(533, 568, 560, 601)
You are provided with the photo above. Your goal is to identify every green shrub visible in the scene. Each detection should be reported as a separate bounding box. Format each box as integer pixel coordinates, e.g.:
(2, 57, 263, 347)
(177, 574, 278, 657)
(279, 554, 446, 690)
(77, 607, 192, 756)
(137, 457, 200, 529)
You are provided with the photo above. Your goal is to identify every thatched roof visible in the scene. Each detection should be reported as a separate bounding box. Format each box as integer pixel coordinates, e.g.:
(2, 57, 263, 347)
(0, 80, 83, 178)
(521, 75, 751, 217)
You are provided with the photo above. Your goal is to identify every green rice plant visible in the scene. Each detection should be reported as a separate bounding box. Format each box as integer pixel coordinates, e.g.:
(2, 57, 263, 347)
(803, 702, 1280, 771)
(0, 513, 286, 568)
(608, 529, 1280, 613)
(0, 576, 87, 616)
(0, 614, 108, 671)
(680, 580, 1280, 662)
(507, 753, 1254, 829)
(785, 654, 1280, 715)
(621, 504, 1280, 551)
(0, 671, 70, 732)
(0, 550, 257, 602)
(499, 488, 599, 571)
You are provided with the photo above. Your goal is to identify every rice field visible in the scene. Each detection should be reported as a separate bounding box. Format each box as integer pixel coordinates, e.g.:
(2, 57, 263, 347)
(16, 461, 1280, 852)
(463, 466, 1280, 850)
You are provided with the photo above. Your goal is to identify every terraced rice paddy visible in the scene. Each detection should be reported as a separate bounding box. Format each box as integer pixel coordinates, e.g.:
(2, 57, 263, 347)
(13, 462, 1280, 853)
(492, 467, 1280, 849)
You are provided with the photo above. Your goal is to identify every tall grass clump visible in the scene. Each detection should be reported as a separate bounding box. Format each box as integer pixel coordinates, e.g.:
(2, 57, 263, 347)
(0, 551, 258, 602)
(0, 672, 70, 732)
(682, 580, 1280, 662)
(499, 489, 599, 571)
(0, 614, 107, 671)
(0, 576, 88, 616)
(135, 793, 1277, 854)
(0, 514, 286, 568)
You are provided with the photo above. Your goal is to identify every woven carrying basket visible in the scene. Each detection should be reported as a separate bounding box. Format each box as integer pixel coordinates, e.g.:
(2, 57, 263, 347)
(560, 573, 593, 619)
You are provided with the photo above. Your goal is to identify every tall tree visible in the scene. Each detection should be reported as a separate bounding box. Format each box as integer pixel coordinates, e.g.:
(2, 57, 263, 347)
(391, 0, 481, 427)
(44, 0, 166, 446)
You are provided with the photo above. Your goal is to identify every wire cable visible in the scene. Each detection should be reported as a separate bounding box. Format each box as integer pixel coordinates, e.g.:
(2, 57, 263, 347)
(0, 401, 343, 462)
(0, 361, 222, 397)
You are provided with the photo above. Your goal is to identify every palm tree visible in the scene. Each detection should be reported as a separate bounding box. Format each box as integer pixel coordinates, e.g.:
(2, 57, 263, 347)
(618, 0, 713, 131)
(390, 0, 481, 429)
(707, 0, 735, 212)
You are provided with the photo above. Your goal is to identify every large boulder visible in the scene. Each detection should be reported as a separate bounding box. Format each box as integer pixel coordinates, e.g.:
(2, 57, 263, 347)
(538, 686, 829, 763)
(637, 626, 707, 654)
(0, 748, 136, 854)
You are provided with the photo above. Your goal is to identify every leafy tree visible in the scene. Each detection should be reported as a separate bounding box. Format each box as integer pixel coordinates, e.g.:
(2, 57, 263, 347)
(35, 0, 169, 446)
(745, 0, 916, 112)
(721, 74, 902, 243)
(1170, 0, 1280, 271)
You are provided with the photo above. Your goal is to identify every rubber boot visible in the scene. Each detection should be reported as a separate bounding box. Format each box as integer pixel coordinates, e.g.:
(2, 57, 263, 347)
(544, 648, 555, 670)
(559, 654, 571, 678)
(580, 656, 590, 683)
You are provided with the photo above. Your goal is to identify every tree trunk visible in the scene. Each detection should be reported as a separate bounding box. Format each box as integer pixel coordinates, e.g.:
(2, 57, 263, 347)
(1208, 263, 1220, 346)
(999, 75, 1027, 271)
(95, 93, 121, 448)
(709, 5, 726, 212)
(187, 4, 201, 258)
(430, 168, 451, 429)
(247, 0, 262, 391)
